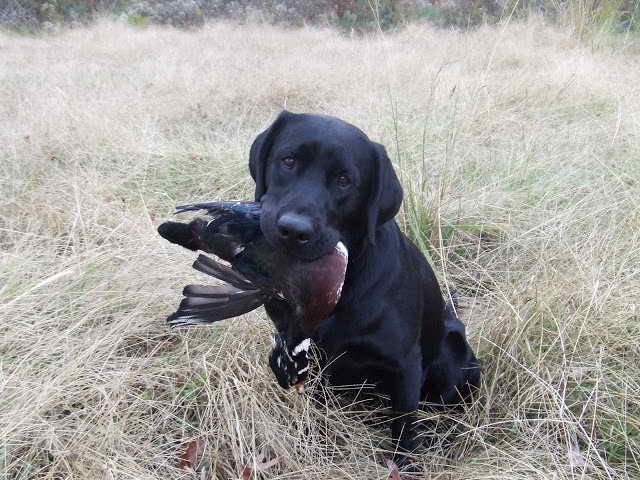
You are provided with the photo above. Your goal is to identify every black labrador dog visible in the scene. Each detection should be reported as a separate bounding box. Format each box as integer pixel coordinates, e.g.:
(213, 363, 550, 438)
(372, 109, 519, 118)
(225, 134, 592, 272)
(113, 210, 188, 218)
(250, 110, 480, 457)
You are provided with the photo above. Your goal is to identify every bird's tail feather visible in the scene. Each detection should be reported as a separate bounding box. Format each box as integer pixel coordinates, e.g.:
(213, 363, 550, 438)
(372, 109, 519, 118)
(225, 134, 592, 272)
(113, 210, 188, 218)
(192, 254, 255, 290)
(167, 284, 264, 328)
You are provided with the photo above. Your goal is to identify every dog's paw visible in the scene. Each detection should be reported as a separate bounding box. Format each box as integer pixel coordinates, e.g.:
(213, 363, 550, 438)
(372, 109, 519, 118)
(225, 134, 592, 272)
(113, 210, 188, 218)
(269, 335, 311, 390)
(388, 453, 422, 474)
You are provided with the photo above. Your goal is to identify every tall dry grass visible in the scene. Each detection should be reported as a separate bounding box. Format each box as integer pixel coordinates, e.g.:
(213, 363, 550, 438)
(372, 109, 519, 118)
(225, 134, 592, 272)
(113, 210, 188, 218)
(1, 17, 639, 479)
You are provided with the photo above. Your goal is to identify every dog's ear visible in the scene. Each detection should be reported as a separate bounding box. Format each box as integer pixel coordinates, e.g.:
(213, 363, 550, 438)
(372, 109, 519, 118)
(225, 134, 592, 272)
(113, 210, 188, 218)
(249, 110, 292, 202)
(366, 142, 403, 245)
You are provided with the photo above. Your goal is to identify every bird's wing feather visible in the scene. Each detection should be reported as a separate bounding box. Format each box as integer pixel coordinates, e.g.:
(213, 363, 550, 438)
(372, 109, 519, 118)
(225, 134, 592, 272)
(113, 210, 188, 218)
(167, 284, 264, 328)
(172, 201, 262, 260)
(174, 201, 261, 218)
(182, 284, 246, 298)
(192, 254, 256, 290)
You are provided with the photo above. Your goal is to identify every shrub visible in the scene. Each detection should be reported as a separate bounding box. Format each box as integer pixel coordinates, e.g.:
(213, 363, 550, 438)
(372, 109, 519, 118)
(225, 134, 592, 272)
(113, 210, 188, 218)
(126, 0, 204, 27)
(438, 0, 506, 28)
(1, 0, 638, 37)
(0, 0, 40, 31)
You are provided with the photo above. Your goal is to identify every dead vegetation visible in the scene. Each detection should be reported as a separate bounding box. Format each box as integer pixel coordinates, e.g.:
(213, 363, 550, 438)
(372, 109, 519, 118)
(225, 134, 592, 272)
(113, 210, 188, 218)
(1, 18, 639, 479)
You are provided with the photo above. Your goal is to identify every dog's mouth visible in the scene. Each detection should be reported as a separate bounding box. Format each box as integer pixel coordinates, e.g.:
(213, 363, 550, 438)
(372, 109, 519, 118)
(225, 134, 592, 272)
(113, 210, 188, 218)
(273, 235, 340, 261)
(258, 195, 343, 261)
(260, 219, 340, 261)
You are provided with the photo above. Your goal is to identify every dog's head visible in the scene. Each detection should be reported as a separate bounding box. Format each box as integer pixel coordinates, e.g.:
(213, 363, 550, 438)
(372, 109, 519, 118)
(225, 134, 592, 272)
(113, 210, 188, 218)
(249, 111, 403, 260)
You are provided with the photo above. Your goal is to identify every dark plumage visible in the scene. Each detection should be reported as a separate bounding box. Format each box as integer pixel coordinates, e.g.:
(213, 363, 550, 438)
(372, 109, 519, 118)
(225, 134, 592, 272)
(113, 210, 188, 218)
(158, 200, 348, 335)
(245, 111, 481, 464)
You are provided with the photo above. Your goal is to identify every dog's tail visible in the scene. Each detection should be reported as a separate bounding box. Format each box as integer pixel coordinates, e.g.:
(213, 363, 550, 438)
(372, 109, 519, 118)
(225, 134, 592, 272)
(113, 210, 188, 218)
(167, 284, 264, 328)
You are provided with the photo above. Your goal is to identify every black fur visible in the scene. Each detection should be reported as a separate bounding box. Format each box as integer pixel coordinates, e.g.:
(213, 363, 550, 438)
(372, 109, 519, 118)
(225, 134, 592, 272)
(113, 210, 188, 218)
(250, 111, 481, 459)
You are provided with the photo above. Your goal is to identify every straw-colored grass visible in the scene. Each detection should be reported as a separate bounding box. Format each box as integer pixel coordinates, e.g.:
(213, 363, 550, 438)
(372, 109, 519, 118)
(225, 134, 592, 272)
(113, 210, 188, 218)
(1, 17, 639, 479)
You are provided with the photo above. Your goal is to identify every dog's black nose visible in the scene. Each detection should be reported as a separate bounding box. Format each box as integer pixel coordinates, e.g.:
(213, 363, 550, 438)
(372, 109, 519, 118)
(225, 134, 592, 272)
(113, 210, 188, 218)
(277, 213, 314, 246)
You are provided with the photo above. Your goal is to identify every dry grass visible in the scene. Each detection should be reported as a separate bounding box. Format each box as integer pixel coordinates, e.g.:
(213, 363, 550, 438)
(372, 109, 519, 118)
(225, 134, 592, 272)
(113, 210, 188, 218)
(1, 17, 639, 479)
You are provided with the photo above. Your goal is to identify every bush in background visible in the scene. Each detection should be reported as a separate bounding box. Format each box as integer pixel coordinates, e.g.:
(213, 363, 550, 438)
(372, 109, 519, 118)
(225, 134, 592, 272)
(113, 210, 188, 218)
(1, 0, 638, 38)
(0, 0, 479, 32)
(126, 0, 204, 27)
(437, 0, 506, 28)
(1, 0, 126, 31)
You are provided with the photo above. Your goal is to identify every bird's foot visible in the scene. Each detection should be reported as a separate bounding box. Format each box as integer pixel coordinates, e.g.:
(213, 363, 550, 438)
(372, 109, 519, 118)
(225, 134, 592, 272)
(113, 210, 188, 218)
(269, 334, 311, 391)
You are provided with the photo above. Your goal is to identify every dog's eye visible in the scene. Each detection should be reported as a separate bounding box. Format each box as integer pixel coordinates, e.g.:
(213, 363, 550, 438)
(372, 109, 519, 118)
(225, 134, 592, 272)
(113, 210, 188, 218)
(336, 175, 351, 187)
(281, 157, 296, 169)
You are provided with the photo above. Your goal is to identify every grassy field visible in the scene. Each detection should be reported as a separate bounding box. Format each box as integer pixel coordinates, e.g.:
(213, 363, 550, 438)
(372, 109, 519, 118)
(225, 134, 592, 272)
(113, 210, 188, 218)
(1, 17, 639, 479)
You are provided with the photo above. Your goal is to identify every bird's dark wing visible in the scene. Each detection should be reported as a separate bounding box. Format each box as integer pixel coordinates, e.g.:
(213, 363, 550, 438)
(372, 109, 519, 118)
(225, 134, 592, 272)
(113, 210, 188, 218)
(173, 201, 263, 261)
(192, 254, 257, 291)
(231, 241, 287, 297)
(167, 284, 264, 328)
(174, 200, 262, 218)
(203, 214, 261, 260)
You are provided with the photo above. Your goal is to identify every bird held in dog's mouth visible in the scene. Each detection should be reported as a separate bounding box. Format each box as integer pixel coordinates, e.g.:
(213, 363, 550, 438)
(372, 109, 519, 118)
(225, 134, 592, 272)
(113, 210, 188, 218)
(157, 201, 348, 391)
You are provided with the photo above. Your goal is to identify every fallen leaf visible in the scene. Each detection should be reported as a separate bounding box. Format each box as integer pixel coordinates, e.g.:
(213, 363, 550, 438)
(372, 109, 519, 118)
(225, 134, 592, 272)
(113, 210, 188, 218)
(386, 459, 401, 480)
(178, 438, 203, 470)
(240, 466, 252, 480)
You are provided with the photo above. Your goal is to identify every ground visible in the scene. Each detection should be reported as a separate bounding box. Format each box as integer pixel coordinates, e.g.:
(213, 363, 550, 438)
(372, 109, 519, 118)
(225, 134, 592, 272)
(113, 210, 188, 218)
(1, 18, 639, 479)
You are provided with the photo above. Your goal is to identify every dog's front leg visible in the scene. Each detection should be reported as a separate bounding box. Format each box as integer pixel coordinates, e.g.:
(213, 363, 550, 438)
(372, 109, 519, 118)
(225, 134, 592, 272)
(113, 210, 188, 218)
(389, 362, 421, 459)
